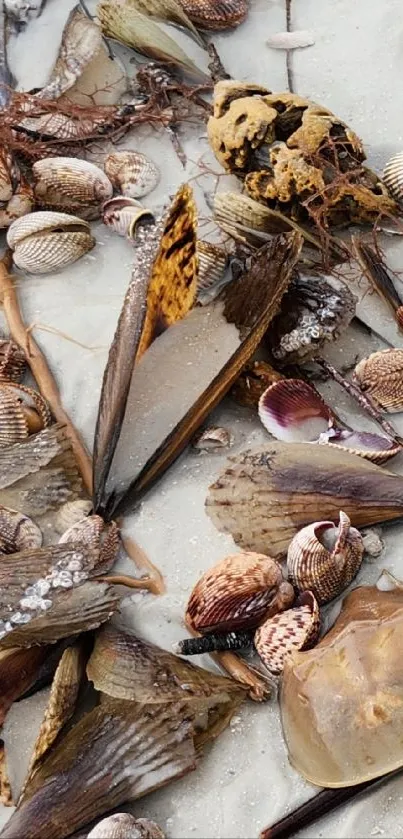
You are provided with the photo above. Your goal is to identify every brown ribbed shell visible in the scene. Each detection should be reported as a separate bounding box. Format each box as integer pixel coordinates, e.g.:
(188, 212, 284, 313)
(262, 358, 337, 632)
(254, 591, 320, 676)
(354, 349, 403, 412)
(33, 158, 113, 220)
(177, 0, 248, 29)
(0, 383, 51, 447)
(0, 506, 42, 554)
(0, 340, 26, 383)
(59, 515, 119, 575)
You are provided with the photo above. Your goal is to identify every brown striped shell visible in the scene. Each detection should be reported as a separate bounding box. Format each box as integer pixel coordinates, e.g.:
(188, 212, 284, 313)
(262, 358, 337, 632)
(0, 506, 42, 554)
(0, 383, 51, 447)
(177, 0, 248, 30)
(196, 240, 228, 303)
(0, 152, 34, 229)
(254, 591, 320, 676)
(353, 349, 403, 412)
(58, 515, 119, 574)
(287, 511, 364, 605)
(185, 552, 295, 634)
(0, 341, 26, 383)
(383, 151, 403, 203)
(104, 151, 160, 199)
(33, 157, 113, 220)
(87, 815, 165, 839)
(7, 211, 95, 275)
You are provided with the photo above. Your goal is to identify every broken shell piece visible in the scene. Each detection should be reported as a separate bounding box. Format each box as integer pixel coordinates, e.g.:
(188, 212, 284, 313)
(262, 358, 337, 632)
(353, 349, 403, 412)
(104, 151, 160, 199)
(59, 515, 119, 574)
(320, 427, 402, 465)
(0, 340, 26, 383)
(258, 379, 333, 442)
(87, 815, 165, 838)
(287, 511, 364, 605)
(37, 7, 103, 100)
(192, 426, 233, 450)
(186, 552, 295, 634)
(0, 382, 51, 447)
(376, 568, 402, 591)
(33, 157, 113, 220)
(230, 360, 283, 408)
(0, 506, 42, 554)
(102, 196, 155, 238)
(383, 151, 403, 204)
(361, 527, 384, 558)
(54, 499, 93, 535)
(266, 31, 315, 50)
(7, 211, 95, 275)
(254, 591, 320, 676)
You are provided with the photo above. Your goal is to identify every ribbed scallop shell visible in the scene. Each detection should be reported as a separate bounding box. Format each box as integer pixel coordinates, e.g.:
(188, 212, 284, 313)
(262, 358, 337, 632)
(33, 158, 113, 219)
(383, 152, 403, 203)
(54, 499, 93, 535)
(353, 349, 403, 412)
(254, 591, 320, 676)
(185, 552, 295, 634)
(7, 211, 95, 275)
(0, 341, 26, 383)
(258, 379, 333, 442)
(0, 382, 51, 447)
(87, 815, 165, 839)
(287, 511, 364, 605)
(104, 151, 160, 199)
(0, 506, 42, 554)
(59, 514, 119, 574)
(102, 196, 154, 238)
(177, 0, 248, 29)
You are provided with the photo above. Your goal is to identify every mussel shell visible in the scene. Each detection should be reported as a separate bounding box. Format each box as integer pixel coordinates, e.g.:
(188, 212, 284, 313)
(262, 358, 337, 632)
(33, 158, 113, 219)
(104, 151, 160, 199)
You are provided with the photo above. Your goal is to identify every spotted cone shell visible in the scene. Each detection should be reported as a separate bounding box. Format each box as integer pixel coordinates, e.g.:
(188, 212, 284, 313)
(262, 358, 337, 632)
(59, 515, 119, 574)
(33, 157, 113, 219)
(287, 511, 364, 605)
(0, 382, 51, 447)
(104, 151, 160, 199)
(185, 552, 295, 634)
(353, 348, 403, 412)
(7, 211, 95, 275)
(254, 591, 320, 676)
(87, 815, 165, 839)
(177, 0, 248, 29)
(0, 506, 42, 554)
(102, 196, 154, 238)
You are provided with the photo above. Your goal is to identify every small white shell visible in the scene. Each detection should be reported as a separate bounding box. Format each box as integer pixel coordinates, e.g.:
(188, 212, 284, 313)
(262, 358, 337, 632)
(7, 211, 95, 274)
(192, 426, 233, 450)
(266, 30, 315, 49)
(33, 157, 113, 219)
(104, 151, 160, 199)
(54, 499, 93, 535)
(383, 152, 403, 203)
(102, 196, 154, 238)
(87, 815, 165, 839)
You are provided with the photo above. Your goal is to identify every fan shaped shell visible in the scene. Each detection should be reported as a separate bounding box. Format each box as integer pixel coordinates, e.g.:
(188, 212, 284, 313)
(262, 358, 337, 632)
(354, 348, 403, 412)
(104, 151, 160, 199)
(254, 591, 320, 676)
(33, 157, 113, 219)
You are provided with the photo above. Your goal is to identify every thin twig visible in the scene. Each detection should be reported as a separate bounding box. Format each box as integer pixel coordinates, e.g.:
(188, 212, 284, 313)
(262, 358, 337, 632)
(207, 42, 230, 83)
(119, 531, 165, 595)
(285, 0, 294, 93)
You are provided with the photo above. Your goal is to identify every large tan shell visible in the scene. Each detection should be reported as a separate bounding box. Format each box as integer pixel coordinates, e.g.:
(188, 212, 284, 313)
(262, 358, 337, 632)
(254, 591, 320, 676)
(0, 383, 51, 447)
(33, 157, 113, 219)
(353, 348, 403, 412)
(383, 151, 403, 203)
(0, 506, 42, 554)
(102, 196, 155, 238)
(59, 515, 119, 574)
(0, 341, 26, 383)
(54, 499, 93, 535)
(104, 151, 160, 199)
(87, 815, 165, 839)
(7, 211, 95, 274)
(287, 511, 364, 605)
(185, 552, 294, 634)
(177, 0, 248, 29)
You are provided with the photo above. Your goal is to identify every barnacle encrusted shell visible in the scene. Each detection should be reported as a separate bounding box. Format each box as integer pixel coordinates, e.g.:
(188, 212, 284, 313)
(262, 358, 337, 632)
(383, 151, 403, 204)
(87, 814, 165, 839)
(54, 499, 93, 534)
(33, 157, 113, 219)
(353, 349, 403, 412)
(177, 0, 248, 29)
(287, 511, 364, 605)
(258, 379, 333, 442)
(7, 211, 95, 274)
(102, 196, 155, 238)
(0, 506, 42, 554)
(59, 515, 119, 574)
(280, 584, 403, 787)
(254, 591, 320, 676)
(207, 81, 396, 226)
(0, 382, 51, 447)
(0, 340, 26, 383)
(185, 552, 295, 634)
(104, 151, 160, 199)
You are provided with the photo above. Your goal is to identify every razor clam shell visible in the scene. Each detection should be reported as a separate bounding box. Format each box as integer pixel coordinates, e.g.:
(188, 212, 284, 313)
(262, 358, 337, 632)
(354, 349, 403, 412)
(87, 815, 165, 839)
(383, 151, 403, 204)
(33, 158, 113, 220)
(104, 151, 160, 200)
(0, 507, 42, 554)
(37, 7, 103, 100)
(206, 442, 403, 559)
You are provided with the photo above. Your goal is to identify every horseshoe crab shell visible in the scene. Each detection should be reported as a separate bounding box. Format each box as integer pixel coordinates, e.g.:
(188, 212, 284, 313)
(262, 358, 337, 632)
(6, 211, 95, 274)
(32, 158, 113, 220)
(280, 583, 403, 787)
(104, 151, 160, 199)
(0, 382, 51, 447)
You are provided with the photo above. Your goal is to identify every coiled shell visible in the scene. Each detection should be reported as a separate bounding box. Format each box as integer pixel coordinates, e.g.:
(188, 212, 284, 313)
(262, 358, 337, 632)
(102, 196, 155, 238)
(353, 348, 403, 412)
(87, 815, 165, 839)
(59, 514, 119, 574)
(254, 591, 320, 676)
(383, 151, 403, 204)
(287, 511, 364, 605)
(33, 157, 113, 220)
(185, 552, 295, 634)
(104, 151, 160, 199)
(0, 382, 51, 447)
(54, 499, 93, 535)
(0, 340, 26, 383)
(177, 0, 248, 30)
(7, 211, 95, 274)
(0, 506, 42, 554)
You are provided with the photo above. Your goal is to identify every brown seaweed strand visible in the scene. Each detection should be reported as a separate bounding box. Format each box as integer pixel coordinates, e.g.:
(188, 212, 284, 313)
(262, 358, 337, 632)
(0, 252, 93, 493)
(285, 0, 294, 93)
(316, 357, 403, 446)
(114, 529, 165, 596)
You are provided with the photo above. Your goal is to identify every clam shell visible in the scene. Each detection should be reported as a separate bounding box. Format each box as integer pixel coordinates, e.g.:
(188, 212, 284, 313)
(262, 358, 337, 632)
(177, 0, 248, 29)
(287, 511, 364, 605)
(0, 382, 51, 447)
(54, 499, 93, 535)
(104, 151, 160, 199)
(0, 506, 42, 554)
(0, 340, 26, 383)
(254, 591, 320, 676)
(192, 425, 233, 450)
(185, 552, 295, 634)
(33, 158, 113, 220)
(87, 815, 165, 839)
(102, 196, 155, 238)
(7, 211, 95, 275)
(353, 348, 403, 412)
(230, 361, 284, 408)
(383, 151, 403, 203)
(59, 515, 119, 574)
(322, 428, 402, 464)
(258, 379, 333, 442)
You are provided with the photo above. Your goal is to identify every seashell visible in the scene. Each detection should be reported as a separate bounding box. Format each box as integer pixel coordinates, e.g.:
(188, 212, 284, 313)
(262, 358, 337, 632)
(361, 527, 384, 558)
(32, 157, 113, 220)
(196, 240, 229, 303)
(0, 506, 42, 554)
(176, 0, 248, 29)
(287, 511, 364, 605)
(7, 211, 95, 275)
(0, 152, 34, 229)
(230, 360, 284, 408)
(192, 425, 233, 450)
(259, 379, 333, 442)
(185, 552, 295, 634)
(320, 427, 402, 465)
(353, 349, 403, 412)
(59, 515, 119, 574)
(0, 382, 51, 447)
(104, 151, 160, 199)
(37, 7, 103, 101)
(87, 815, 165, 839)
(254, 591, 320, 676)
(54, 499, 93, 535)
(102, 196, 155, 238)
(0, 340, 26, 383)
(383, 151, 403, 204)
(266, 30, 315, 50)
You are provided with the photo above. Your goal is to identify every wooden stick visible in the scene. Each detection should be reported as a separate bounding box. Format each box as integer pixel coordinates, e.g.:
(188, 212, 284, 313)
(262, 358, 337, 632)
(119, 531, 165, 595)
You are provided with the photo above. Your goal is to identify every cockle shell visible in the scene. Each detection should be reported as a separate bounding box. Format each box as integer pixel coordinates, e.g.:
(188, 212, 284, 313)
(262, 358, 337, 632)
(102, 196, 155, 238)
(59, 515, 119, 574)
(254, 591, 320, 676)
(176, 0, 248, 29)
(7, 211, 95, 274)
(32, 157, 113, 220)
(0, 382, 51, 447)
(287, 511, 364, 605)
(0, 340, 26, 383)
(0, 506, 42, 554)
(353, 349, 403, 412)
(185, 552, 295, 634)
(104, 151, 160, 199)
(54, 499, 93, 535)
(87, 815, 165, 839)
(383, 151, 403, 204)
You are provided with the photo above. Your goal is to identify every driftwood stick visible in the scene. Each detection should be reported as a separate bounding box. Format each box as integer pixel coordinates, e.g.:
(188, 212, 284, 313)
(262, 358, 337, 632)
(118, 531, 165, 595)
